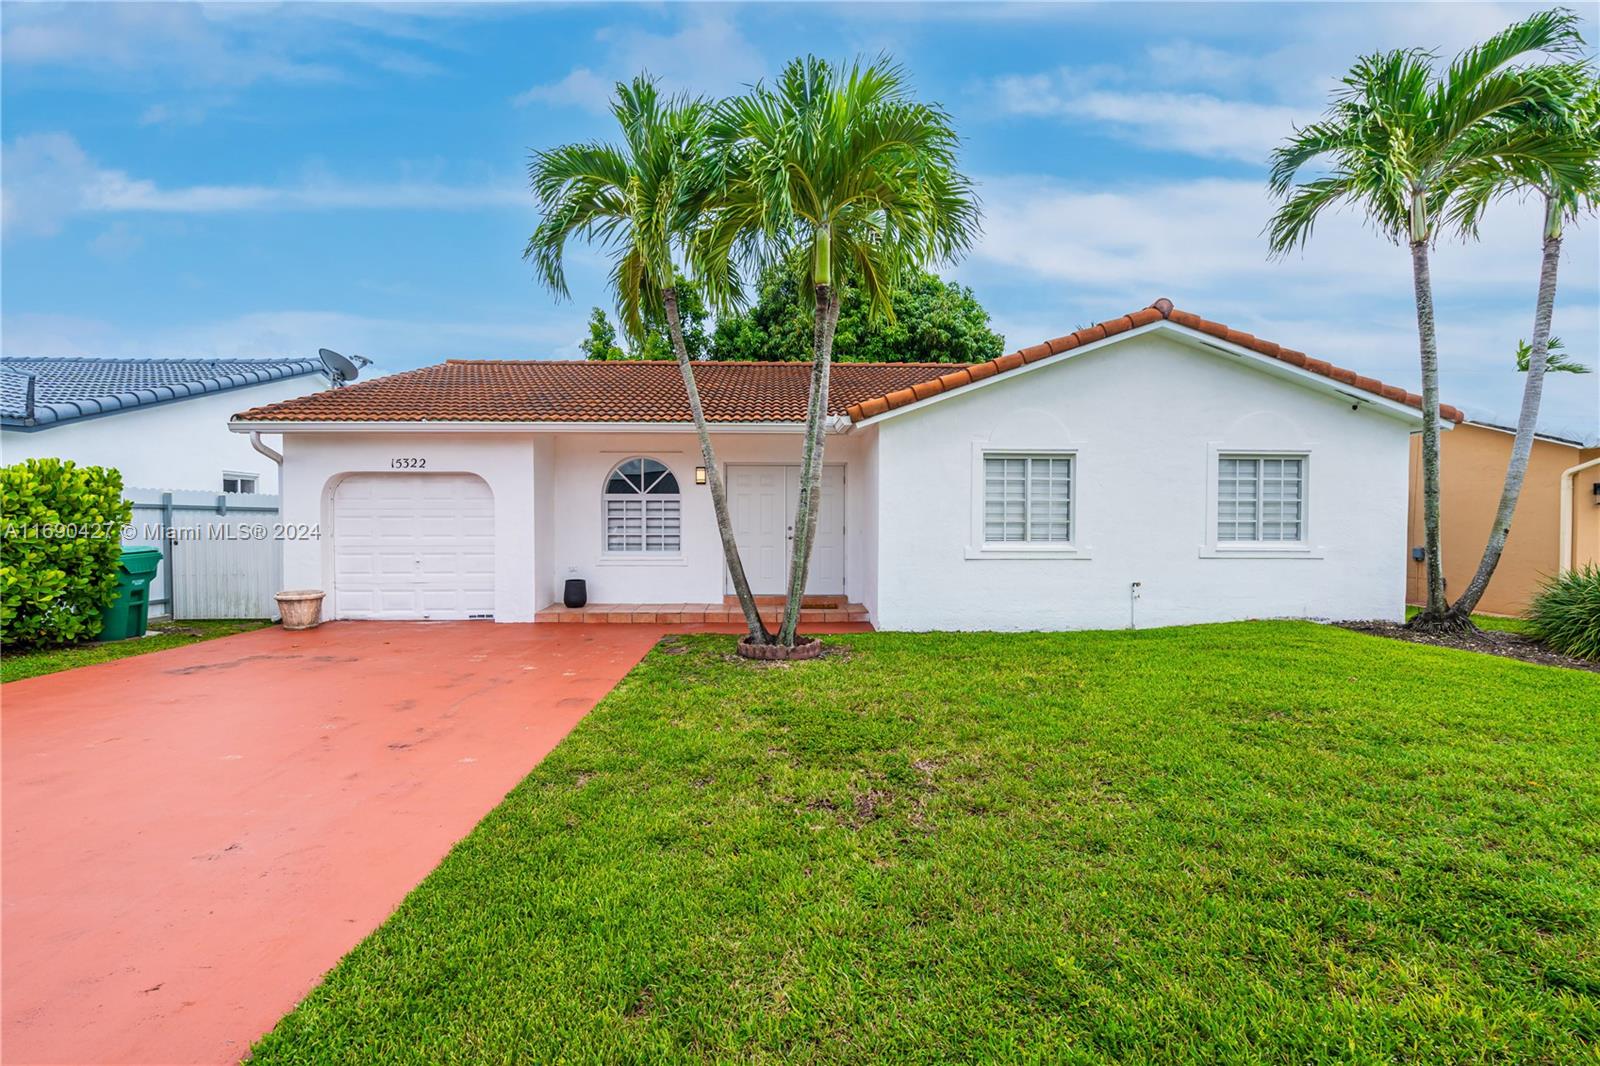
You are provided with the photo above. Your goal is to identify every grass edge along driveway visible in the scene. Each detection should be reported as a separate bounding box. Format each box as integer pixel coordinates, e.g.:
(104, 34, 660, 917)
(251, 622, 1599, 1064)
(1, 619, 271, 683)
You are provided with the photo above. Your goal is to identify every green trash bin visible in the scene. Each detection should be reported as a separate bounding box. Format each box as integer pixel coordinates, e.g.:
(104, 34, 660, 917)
(98, 546, 163, 641)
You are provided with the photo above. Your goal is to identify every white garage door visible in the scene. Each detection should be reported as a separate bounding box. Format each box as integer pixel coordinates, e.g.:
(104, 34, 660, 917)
(332, 474, 495, 620)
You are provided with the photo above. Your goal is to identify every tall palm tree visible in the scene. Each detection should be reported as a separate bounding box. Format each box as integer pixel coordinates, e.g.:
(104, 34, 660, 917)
(704, 56, 981, 646)
(1266, 8, 1586, 628)
(525, 76, 769, 642)
(1446, 65, 1597, 621)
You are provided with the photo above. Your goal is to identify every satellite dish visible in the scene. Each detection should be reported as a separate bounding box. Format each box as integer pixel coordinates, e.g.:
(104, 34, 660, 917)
(318, 348, 371, 388)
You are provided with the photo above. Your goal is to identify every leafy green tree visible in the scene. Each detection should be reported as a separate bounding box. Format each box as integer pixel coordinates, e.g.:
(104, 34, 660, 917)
(633, 277, 712, 361)
(704, 56, 981, 645)
(526, 76, 768, 640)
(578, 307, 626, 361)
(710, 262, 1003, 363)
(580, 280, 712, 362)
(1266, 8, 1585, 629)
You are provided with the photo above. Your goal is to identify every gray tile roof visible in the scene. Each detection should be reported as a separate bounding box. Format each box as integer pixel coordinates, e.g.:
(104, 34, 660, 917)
(2, 357, 324, 428)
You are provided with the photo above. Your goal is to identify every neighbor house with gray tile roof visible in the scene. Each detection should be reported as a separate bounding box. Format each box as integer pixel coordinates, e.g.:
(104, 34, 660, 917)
(3, 356, 325, 493)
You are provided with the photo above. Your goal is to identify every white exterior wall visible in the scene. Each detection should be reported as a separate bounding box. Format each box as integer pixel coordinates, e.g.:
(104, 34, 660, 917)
(1, 376, 318, 493)
(857, 426, 882, 623)
(270, 427, 870, 623)
(277, 432, 540, 622)
(870, 330, 1414, 631)
(546, 430, 870, 607)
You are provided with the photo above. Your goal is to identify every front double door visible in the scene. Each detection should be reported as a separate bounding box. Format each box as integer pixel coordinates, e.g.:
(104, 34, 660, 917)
(726, 465, 845, 596)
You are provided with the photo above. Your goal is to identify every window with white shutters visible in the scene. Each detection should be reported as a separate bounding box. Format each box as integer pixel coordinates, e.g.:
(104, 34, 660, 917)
(1217, 456, 1304, 543)
(983, 455, 1073, 544)
(603, 458, 681, 553)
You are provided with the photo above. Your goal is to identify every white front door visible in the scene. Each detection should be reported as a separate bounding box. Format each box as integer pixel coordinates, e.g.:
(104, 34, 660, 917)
(726, 465, 845, 596)
(332, 473, 496, 620)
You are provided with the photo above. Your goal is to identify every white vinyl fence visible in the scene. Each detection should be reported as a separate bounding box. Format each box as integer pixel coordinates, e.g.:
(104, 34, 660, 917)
(125, 487, 282, 619)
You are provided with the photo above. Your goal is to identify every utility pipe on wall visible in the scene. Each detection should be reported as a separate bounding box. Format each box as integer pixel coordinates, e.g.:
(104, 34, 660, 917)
(1557, 456, 1600, 574)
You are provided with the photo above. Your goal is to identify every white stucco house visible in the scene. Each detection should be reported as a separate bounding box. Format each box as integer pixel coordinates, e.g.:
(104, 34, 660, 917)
(228, 299, 1460, 631)
(2, 357, 325, 493)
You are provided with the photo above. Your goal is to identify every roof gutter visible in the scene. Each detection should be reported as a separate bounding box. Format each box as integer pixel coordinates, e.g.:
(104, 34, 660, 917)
(228, 418, 851, 435)
(249, 430, 284, 468)
(1558, 455, 1600, 574)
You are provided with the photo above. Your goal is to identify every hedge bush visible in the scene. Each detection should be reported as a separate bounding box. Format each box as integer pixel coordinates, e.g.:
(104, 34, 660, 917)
(1526, 565, 1600, 661)
(1, 459, 133, 648)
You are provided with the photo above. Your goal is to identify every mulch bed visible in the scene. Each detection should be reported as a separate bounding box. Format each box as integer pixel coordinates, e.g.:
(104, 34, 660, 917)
(1339, 620, 1600, 674)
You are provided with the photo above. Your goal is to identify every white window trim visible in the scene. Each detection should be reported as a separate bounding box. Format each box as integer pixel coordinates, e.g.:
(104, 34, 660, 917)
(966, 443, 1092, 560)
(1200, 445, 1322, 559)
(222, 470, 260, 494)
(600, 456, 684, 559)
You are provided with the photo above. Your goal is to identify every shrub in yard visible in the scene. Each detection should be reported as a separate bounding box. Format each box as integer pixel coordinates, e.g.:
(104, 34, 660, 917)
(1, 458, 132, 648)
(1526, 565, 1600, 661)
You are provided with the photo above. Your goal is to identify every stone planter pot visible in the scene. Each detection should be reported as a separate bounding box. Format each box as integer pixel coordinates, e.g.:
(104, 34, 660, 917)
(275, 589, 326, 631)
(737, 636, 823, 661)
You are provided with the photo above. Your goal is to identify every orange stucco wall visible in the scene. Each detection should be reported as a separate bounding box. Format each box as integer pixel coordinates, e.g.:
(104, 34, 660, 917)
(1406, 423, 1597, 616)
(1573, 448, 1600, 573)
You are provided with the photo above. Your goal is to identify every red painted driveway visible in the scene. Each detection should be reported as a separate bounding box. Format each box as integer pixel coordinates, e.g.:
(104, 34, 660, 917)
(1, 622, 670, 1065)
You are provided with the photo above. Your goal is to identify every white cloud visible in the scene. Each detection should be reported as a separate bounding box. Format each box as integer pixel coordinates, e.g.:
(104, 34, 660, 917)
(0, 308, 592, 367)
(972, 174, 1593, 296)
(1, 133, 526, 237)
(87, 222, 143, 261)
(514, 67, 615, 112)
(991, 79, 1306, 164)
(981, 3, 1596, 162)
(0, 4, 342, 88)
(0, 2, 483, 119)
(138, 97, 234, 127)
(513, 11, 767, 113)
(967, 173, 1598, 436)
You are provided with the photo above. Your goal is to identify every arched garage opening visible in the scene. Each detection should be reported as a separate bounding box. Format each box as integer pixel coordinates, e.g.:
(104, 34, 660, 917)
(330, 472, 495, 620)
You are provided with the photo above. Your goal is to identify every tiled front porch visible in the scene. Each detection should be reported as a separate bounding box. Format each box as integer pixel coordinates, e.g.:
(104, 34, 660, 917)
(537, 597, 871, 626)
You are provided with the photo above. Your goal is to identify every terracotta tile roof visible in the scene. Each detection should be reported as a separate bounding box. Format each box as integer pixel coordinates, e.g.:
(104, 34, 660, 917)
(234, 300, 1458, 427)
(843, 298, 1462, 424)
(233, 360, 963, 424)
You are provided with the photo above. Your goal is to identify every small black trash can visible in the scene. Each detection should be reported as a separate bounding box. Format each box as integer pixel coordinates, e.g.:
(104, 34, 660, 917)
(563, 578, 588, 609)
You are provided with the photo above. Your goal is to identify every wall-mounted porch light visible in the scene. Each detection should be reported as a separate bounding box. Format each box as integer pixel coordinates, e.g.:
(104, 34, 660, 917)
(695, 466, 708, 485)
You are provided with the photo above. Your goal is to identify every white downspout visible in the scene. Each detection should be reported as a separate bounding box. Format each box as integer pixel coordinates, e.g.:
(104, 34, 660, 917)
(1557, 456, 1600, 574)
(249, 430, 284, 467)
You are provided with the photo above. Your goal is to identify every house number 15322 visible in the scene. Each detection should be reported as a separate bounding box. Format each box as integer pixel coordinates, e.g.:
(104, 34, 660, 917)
(390, 458, 426, 469)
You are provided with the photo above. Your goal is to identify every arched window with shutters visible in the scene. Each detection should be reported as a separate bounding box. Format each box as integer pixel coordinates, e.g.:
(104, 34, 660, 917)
(603, 457, 682, 553)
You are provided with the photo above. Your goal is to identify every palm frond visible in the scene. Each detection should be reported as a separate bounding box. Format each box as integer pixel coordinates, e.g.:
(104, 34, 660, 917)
(1517, 335, 1591, 374)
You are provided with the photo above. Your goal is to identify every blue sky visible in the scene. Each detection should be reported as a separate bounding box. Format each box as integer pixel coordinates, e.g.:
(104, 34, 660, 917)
(2, 1, 1596, 439)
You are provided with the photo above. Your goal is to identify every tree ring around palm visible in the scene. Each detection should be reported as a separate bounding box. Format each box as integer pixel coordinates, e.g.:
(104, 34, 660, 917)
(737, 636, 824, 661)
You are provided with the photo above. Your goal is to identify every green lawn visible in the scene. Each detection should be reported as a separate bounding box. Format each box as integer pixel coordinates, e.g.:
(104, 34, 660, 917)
(251, 623, 1599, 1064)
(1, 618, 271, 683)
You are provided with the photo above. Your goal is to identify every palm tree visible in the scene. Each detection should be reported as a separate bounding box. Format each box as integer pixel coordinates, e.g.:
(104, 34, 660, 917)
(1446, 65, 1597, 621)
(704, 56, 981, 646)
(1266, 8, 1586, 629)
(1515, 336, 1591, 375)
(525, 76, 770, 642)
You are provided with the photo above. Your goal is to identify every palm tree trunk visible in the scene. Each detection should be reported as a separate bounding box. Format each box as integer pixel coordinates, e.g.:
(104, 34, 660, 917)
(1449, 197, 1563, 620)
(777, 283, 841, 645)
(1408, 237, 1451, 627)
(663, 287, 769, 643)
